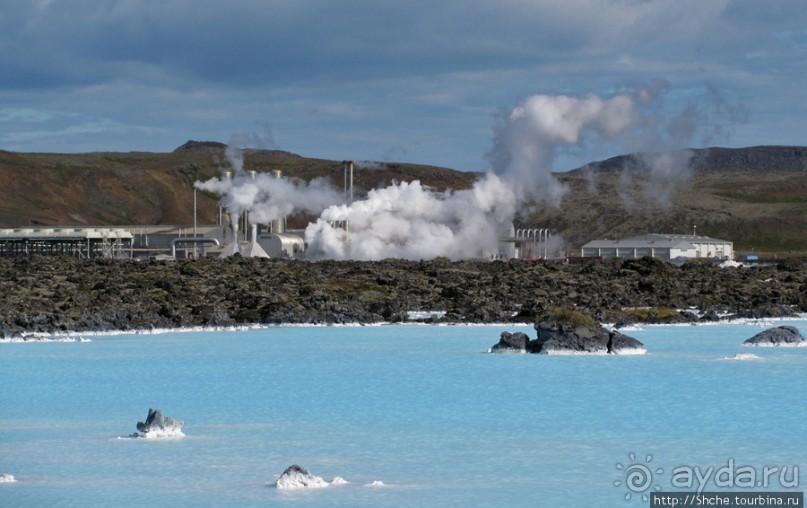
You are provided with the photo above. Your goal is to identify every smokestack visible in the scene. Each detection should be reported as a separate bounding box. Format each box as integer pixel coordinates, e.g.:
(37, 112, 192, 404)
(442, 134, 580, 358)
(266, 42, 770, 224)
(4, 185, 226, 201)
(342, 161, 355, 203)
(271, 170, 286, 234)
(218, 171, 233, 227)
(242, 170, 257, 242)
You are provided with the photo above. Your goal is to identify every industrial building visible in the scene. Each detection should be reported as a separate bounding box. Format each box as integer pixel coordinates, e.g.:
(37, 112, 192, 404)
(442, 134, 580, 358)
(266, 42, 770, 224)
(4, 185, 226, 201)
(581, 234, 734, 261)
(498, 227, 553, 260)
(0, 227, 133, 258)
(0, 161, 554, 261)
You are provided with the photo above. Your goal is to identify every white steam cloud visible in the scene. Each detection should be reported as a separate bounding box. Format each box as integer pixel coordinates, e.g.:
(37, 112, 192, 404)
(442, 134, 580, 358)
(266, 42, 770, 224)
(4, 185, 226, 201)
(199, 82, 742, 261)
(196, 171, 343, 225)
(195, 145, 343, 231)
(306, 88, 651, 260)
(489, 92, 639, 207)
(305, 174, 516, 260)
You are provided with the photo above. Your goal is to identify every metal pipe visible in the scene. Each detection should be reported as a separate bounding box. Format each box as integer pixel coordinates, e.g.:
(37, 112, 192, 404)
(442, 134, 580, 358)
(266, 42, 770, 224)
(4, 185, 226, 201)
(193, 188, 197, 258)
(271, 170, 285, 234)
(171, 237, 221, 259)
(349, 161, 354, 203)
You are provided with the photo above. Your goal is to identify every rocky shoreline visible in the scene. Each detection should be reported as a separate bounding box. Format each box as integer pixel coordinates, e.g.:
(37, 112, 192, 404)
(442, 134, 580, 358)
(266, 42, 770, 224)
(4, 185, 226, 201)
(1, 255, 805, 337)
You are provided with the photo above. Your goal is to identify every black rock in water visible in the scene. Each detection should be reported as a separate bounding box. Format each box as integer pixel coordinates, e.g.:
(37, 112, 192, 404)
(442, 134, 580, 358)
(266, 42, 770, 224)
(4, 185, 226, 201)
(530, 320, 645, 355)
(743, 326, 805, 346)
(606, 331, 646, 354)
(135, 408, 184, 437)
(275, 464, 329, 489)
(491, 315, 645, 355)
(490, 331, 531, 352)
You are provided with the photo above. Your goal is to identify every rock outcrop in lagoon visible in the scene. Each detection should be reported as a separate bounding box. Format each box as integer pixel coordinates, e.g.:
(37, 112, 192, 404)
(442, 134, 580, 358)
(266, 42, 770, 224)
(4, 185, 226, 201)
(135, 408, 184, 438)
(743, 326, 805, 347)
(274, 465, 330, 489)
(273, 465, 382, 489)
(491, 310, 646, 355)
(489, 331, 531, 352)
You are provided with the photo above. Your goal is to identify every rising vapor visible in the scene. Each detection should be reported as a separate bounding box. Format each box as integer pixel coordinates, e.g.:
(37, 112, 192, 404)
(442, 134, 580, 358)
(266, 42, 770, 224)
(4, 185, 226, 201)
(304, 174, 516, 260)
(306, 88, 650, 260)
(195, 145, 343, 232)
(489, 92, 639, 207)
(199, 82, 741, 261)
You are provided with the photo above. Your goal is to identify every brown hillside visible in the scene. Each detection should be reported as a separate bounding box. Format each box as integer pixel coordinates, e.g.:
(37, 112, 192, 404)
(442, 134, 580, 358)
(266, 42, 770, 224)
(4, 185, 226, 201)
(0, 144, 477, 228)
(0, 144, 805, 255)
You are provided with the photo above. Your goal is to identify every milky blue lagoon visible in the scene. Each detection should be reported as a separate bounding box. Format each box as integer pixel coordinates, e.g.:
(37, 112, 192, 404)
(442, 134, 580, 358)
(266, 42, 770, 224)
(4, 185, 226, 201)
(2, 320, 806, 507)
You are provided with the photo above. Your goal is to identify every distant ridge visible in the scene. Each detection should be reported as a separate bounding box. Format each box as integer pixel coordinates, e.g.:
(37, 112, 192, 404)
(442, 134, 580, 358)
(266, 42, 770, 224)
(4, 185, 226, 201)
(173, 140, 227, 152)
(576, 145, 807, 174)
(0, 144, 805, 254)
(173, 140, 302, 159)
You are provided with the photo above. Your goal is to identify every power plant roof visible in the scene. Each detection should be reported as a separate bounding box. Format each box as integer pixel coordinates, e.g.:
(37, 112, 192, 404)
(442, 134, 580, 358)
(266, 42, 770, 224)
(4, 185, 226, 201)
(583, 234, 732, 249)
(0, 227, 133, 240)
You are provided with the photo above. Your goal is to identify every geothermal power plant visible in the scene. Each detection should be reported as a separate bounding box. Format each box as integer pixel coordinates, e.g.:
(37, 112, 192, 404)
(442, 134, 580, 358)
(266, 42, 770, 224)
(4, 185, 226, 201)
(0, 161, 556, 262)
(0, 88, 748, 263)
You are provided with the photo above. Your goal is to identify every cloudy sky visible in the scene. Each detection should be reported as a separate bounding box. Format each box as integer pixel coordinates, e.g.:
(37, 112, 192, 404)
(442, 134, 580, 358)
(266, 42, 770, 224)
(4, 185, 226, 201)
(1, 0, 804, 171)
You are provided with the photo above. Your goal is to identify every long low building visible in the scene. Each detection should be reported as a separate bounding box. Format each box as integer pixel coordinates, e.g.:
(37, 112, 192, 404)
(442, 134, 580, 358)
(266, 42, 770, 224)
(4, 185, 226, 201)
(0, 227, 134, 258)
(581, 234, 733, 261)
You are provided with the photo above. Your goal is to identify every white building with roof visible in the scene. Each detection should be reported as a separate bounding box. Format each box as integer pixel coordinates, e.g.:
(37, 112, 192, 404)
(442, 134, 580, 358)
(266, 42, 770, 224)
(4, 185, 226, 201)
(581, 234, 733, 261)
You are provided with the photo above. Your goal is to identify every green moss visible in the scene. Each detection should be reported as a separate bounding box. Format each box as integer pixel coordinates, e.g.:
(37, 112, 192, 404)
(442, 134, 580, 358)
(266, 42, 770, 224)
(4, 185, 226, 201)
(547, 307, 598, 329)
(713, 190, 807, 204)
(621, 307, 679, 321)
(146, 288, 169, 299)
(358, 289, 386, 304)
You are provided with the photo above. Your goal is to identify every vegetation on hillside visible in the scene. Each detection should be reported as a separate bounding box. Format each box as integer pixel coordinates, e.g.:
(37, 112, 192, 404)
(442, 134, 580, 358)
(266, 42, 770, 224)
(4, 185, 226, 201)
(0, 143, 805, 255)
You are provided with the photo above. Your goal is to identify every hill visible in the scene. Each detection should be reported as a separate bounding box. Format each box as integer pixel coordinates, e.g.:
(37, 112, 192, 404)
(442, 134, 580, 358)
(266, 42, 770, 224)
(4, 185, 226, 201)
(0, 143, 477, 228)
(538, 146, 807, 256)
(0, 143, 805, 255)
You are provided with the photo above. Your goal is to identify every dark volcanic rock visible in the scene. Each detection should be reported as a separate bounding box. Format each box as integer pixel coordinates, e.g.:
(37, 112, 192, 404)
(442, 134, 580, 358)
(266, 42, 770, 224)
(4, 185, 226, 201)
(606, 331, 647, 354)
(275, 464, 329, 489)
(0, 256, 805, 334)
(135, 408, 184, 437)
(491, 315, 646, 355)
(490, 331, 530, 352)
(743, 326, 805, 346)
(531, 321, 645, 355)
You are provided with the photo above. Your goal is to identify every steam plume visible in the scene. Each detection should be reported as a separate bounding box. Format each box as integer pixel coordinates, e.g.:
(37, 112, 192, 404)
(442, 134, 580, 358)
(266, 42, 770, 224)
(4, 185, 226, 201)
(489, 92, 640, 207)
(305, 174, 516, 260)
(195, 144, 342, 231)
(199, 82, 743, 261)
(306, 89, 650, 260)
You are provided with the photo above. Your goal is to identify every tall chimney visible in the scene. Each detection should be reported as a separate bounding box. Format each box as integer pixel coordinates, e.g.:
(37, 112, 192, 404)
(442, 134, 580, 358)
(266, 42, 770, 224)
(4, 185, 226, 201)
(349, 160, 354, 203)
(271, 170, 285, 234)
(218, 170, 233, 226)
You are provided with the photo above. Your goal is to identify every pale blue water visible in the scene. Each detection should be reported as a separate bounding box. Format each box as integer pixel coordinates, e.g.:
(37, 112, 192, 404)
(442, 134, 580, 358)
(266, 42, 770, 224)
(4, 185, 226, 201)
(2, 320, 806, 507)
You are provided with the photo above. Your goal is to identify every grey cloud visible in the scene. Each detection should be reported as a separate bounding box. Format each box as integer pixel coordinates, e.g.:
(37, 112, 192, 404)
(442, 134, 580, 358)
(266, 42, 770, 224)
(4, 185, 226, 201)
(0, 0, 804, 169)
(1, 0, 750, 90)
